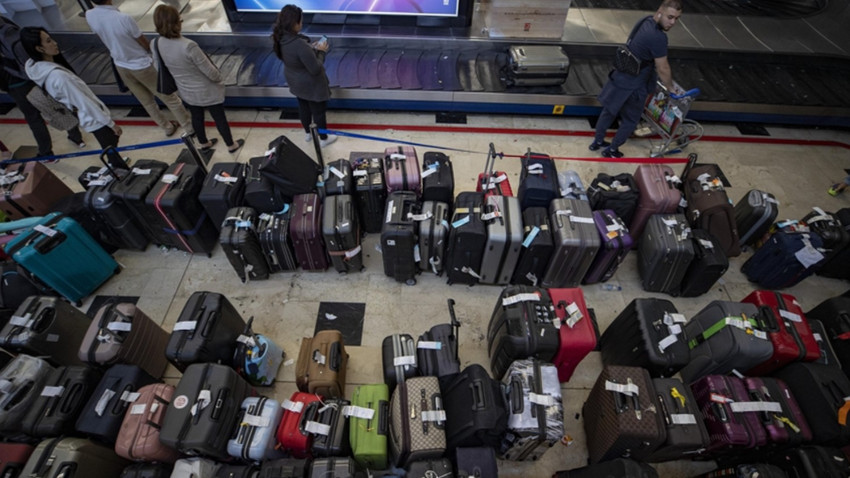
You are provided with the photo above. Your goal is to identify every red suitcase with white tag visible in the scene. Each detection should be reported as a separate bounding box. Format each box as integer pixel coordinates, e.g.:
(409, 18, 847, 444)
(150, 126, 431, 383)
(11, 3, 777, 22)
(547, 288, 597, 382)
(276, 391, 322, 458)
(476, 144, 513, 198)
(742, 290, 820, 375)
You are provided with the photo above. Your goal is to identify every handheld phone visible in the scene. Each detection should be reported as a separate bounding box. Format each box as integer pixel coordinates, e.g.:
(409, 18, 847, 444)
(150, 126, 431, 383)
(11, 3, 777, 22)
(319, 35, 328, 45)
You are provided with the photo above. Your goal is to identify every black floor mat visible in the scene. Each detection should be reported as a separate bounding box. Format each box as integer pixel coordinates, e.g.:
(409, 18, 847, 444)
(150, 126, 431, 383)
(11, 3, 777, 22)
(315, 301, 365, 346)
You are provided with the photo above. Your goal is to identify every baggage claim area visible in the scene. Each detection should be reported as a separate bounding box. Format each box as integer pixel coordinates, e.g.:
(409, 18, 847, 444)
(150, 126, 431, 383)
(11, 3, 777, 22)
(1, 0, 850, 477)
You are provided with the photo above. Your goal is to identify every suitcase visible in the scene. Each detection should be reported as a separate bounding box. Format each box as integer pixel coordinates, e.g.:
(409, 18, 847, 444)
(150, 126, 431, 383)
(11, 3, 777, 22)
(646, 377, 709, 462)
(0, 354, 53, 434)
(499, 360, 563, 461)
(421, 152, 454, 207)
(351, 154, 387, 234)
(20, 365, 101, 438)
(257, 211, 298, 272)
(79, 300, 170, 379)
(407, 459, 453, 478)
(121, 463, 174, 478)
(774, 362, 850, 445)
(440, 364, 509, 450)
(295, 329, 349, 398)
(381, 191, 419, 284)
(690, 375, 766, 455)
(805, 296, 850, 370)
(84, 179, 149, 251)
(417, 299, 461, 378)
(638, 214, 695, 295)
(165, 291, 247, 372)
(416, 200, 450, 275)
(75, 364, 157, 445)
(258, 459, 308, 478)
(506, 45, 569, 86)
(480, 195, 523, 285)
(48, 191, 121, 254)
(389, 376, 446, 467)
(734, 189, 779, 247)
(79, 165, 113, 190)
(455, 447, 498, 478)
(220, 206, 270, 282)
(110, 160, 169, 245)
(245, 156, 287, 214)
(0, 443, 34, 478)
(679, 229, 728, 297)
(0, 261, 48, 314)
(309, 457, 357, 478)
(198, 162, 246, 231)
(322, 194, 363, 273)
(742, 291, 820, 375)
(517, 151, 559, 210)
(548, 288, 596, 382)
(215, 464, 258, 478)
(684, 165, 741, 257)
(310, 398, 351, 458)
(445, 191, 487, 285)
(742, 231, 825, 289)
(695, 464, 787, 478)
(232, 326, 285, 387)
(384, 145, 421, 196)
(1, 295, 90, 366)
(553, 458, 659, 478)
(583, 209, 633, 284)
(802, 207, 849, 250)
(0, 161, 73, 220)
(322, 159, 353, 196)
(557, 170, 588, 201)
(630, 164, 682, 241)
(170, 458, 220, 478)
(276, 391, 322, 459)
(477, 166, 513, 197)
(20, 437, 128, 478)
(227, 396, 285, 461)
(115, 383, 181, 463)
(742, 376, 812, 446)
(810, 319, 842, 369)
(382, 333, 418, 394)
(582, 365, 666, 463)
(4, 213, 119, 305)
(259, 135, 320, 200)
(588, 173, 640, 226)
(349, 384, 390, 471)
(768, 446, 850, 478)
(817, 207, 850, 279)
(600, 298, 689, 378)
(511, 206, 554, 286)
(290, 193, 328, 271)
(541, 198, 600, 288)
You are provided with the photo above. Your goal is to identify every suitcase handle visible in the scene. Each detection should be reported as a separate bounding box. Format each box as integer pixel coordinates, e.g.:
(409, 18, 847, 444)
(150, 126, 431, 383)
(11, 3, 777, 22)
(757, 306, 780, 333)
(508, 376, 524, 414)
(446, 299, 461, 360)
(211, 388, 229, 421)
(328, 342, 342, 372)
(711, 401, 729, 423)
(378, 399, 389, 435)
(3, 380, 33, 411)
(655, 392, 671, 425)
(59, 381, 86, 415)
(30, 306, 54, 334)
(471, 380, 485, 409)
(54, 462, 77, 478)
(32, 228, 67, 255)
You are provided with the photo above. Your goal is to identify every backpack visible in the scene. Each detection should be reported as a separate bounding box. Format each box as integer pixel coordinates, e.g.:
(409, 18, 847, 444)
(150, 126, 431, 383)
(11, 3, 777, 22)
(0, 16, 29, 82)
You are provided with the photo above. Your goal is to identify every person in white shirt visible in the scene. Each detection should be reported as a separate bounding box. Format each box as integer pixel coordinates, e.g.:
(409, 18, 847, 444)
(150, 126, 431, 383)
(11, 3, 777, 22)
(86, 0, 190, 137)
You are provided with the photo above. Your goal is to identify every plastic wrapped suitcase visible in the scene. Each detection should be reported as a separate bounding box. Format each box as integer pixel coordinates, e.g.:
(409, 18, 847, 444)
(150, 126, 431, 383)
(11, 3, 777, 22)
(742, 376, 812, 446)
(121, 463, 173, 478)
(734, 189, 779, 247)
(542, 198, 600, 288)
(1, 295, 90, 366)
(75, 364, 157, 445)
(295, 329, 349, 398)
(322, 194, 363, 273)
(690, 375, 766, 455)
(487, 285, 559, 380)
(114, 382, 180, 463)
(384, 145, 420, 196)
(351, 154, 387, 234)
(84, 179, 149, 251)
(79, 300, 170, 379)
(558, 170, 588, 201)
(0, 355, 53, 434)
(20, 365, 101, 438)
(322, 159, 353, 196)
(440, 364, 509, 450)
(421, 152, 454, 207)
(309, 457, 357, 478)
(553, 458, 659, 477)
(499, 360, 563, 461)
(679, 229, 728, 297)
(455, 447, 498, 478)
(232, 324, 284, 387)
(583, 365, 666, 463)
(20, 437, 128, 478)
(583, 209, 632, 284)
(445, 191, 487, 285)
(506, 45, 569, 86)
(289, 193, 328, 271)
(417, 200, 450, 275)
(227, 396, 285, 462)
(588, 173, 640, 226)
(389, 376, 446, 467)
(417, 298, 461, 378)
(110, 160, 169, 245)
(407, 458, 453, 478)
(742, 291, 820, 375)
(0, 161, 73, 220)
(548, 288, 596, 382)
(0, 443, 34, 478)
(774, 362, 850, 445)
(806, 296, 850, 370)
(276, 391, 322, 459)
(646, 377, 709, 462)
(480, 194, 522, 285)
(257, 211, 298, 272)
(220, 206, 270, 282)
(600, 298, 689, 378)
(310, 398, 351, 457)
(165, 291, 247, 372)
(684, 165, 741, 257)
(170, 458, 220, 478)
(258, 135, 320, 200)
(742, 231, 825, 289)
(768, 446, 850, 478)
(638, 214, 695, 295)
(349, 384, 390, 471)
(512, 206, 554, 286)
(630, 164, 682, 242)
(381, 191, 419, 285)
(198, 162, 246, 231)
(382, 333, 418, 394)
(517, 152, 559, 210)
(258, 459, 308, 478)
(245, 156, 287, 214)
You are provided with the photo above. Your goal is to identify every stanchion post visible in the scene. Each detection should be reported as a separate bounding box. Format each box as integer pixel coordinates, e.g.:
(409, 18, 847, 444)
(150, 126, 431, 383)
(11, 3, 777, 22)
(310, 123, 325, 169)
(181, 132, 209, 176)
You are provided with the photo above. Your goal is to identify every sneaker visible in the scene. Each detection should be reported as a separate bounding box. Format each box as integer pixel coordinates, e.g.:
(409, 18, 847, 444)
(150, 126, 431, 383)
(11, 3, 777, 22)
(319, 136, 337, 148)
(304, 133, 312, 143)
(77, 142, 86, 149)
(588, 140, 610, 151)
(828, 185, 840, 196)
(228, 139, 245, 154)
(164, 121, 179, 137)
(601, 147, 624, 159)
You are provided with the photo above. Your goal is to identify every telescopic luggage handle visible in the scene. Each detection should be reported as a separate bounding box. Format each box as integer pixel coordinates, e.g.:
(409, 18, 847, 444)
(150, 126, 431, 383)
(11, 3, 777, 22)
(447, 298, 461, 360)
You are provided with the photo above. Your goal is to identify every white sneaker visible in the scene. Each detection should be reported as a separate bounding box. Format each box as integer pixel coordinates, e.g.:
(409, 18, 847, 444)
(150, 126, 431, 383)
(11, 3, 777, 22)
(319, 136, 337, 148)
(304, 133, 312, 143)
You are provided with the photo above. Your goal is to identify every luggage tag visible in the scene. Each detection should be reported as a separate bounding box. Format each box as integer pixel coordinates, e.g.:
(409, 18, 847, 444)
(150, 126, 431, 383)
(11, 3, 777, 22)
(393, 355, 416, 367)
(527, 163, 544, 175)
(9, 313, 33, 328)
(774, 415, 801, 433)
(407, 211, 433, 222)
(282, 399, 305, 414)
(658, 312, 686, 352)
(460, 266, 481, 279)
(502, 292, 540, 307)
(242, 413, 270, 428)
(421, 163, 439, 178)
(417, 341, 442, 350)
(33, 225, 58, 238)
(131, 167, 152, 176)
(421, 410, 447, 422)
(130, 403, 147, 415)
(729, 401, 782, 414)
(389, 153, 406, 161)
(779, 309, 802, 323)
(161, 173, 180, 184)
(838, 397, 850, 426)
(41, 386, 65, 397)
(304, 420, 331, 436)
(562, 302, 583, 329)
(214, 173, 239, 184)
(342, 405, 375, 420)
(522, 226, 540, 248)
(795, 236, 825, 269)
(94, 389, 116, 416)
(529, 393, 556, 407)
(190, 390, 211, 416)
(173, 320, 198, 332)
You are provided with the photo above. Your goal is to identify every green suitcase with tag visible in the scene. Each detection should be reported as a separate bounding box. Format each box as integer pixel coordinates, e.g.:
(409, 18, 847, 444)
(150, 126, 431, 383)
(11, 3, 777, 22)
(350, 384, 389, 470)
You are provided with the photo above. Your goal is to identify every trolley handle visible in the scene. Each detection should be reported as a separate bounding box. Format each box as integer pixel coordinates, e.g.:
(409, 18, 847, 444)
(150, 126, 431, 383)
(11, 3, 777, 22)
(670, 88, 700, 100)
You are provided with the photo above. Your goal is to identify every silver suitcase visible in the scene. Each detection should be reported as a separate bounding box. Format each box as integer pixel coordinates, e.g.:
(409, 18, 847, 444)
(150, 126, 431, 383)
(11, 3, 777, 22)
(227, 396, 285, 461)
(500, 360, 563, 461)
(417, 200, 450, 275)
(507, 45, 570, 86)
(542, 198, 600, 288)
(480, 195, 523, 285)
(558, 170, 589, 201)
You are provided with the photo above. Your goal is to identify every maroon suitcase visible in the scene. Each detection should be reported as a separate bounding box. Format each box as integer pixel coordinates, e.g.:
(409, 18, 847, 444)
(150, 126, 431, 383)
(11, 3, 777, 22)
(684, 165, 741, 257)
(0, 442, 34, 477)
(690, 375, 767, 456)
(630, 164, 682, 241)
(383, 146, 421, 196)
(548, 288, 597, 382)
(742, 376, 812, 447)
(289, 193, 329, 271)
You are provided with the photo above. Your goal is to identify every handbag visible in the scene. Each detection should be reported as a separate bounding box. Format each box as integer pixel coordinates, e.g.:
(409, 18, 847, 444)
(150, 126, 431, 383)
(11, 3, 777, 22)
(613, 16, 650, 76)
(25, 73, 79, 131)
(153, 38, 178, 95)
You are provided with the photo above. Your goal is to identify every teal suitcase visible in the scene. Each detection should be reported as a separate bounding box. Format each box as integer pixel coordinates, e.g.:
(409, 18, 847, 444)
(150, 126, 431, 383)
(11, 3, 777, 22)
(5, 212, 119, 304)
(350, 384, 390, 471)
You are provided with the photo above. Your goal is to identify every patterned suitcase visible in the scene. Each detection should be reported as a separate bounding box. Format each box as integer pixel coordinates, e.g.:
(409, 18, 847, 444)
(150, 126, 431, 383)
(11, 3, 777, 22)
(20, 365, 101, 438)
(548, 288, 596, 382)
(389, 376, 446, 467)
(511, 206, 554, 286)
(583, 209, 632, 284)
(381, 191, 419, 284)
(630, 164, 682, 241)
(115, 383, 180, 463)
(742, 376, 812, 446)
(349, 384, 390, 471)
(499, 360, 563, 461)
(479, 194, 522, 285)
(646, 377, 709, 462)
(742, 290, 820, 375)
(384, 146, 420, 196)
(276, 391, 322, 459)
(295, 329, 349, 398)
(2, 295, 90, 366)
(227, 396, 285, 461)
(75, 364, 157, 445)
(690, 375, 767, 455)
(290, 193, 328, 271)
(220, 206, 270, 282)
(542, 198, 600, 288)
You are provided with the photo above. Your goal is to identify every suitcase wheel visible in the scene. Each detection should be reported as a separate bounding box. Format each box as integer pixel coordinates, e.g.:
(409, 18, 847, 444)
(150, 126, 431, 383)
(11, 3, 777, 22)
(405, 278, 416, 286)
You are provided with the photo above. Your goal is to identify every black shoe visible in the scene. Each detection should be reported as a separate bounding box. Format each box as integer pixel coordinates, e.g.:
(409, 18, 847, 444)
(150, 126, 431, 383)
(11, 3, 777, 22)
(601, 147, 624, 158)
(588, 140, 610, 152)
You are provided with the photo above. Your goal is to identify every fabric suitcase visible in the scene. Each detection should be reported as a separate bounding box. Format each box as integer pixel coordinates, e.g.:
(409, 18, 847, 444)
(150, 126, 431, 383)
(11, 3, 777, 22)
(506, 45, 569, 86)
(0, 354, 53, 434)
(600, 298, 689, 378)
(0, 443, 33, 478)
(588, 172, 640, 226)
(245, 156, 287, 214)
(322, 158, 353, 196)
(487, 285, 559, 380)
(215, 464, 258, 478)
(440, 364, 508, 450)
(734, 189, 779, 247)
(417, 299, 461, 378)
(350, 384, 390, 471)
(557, 170, 588, 201)
(258, 459, 308, 478)
(742, 376, 812, 446)
(295, 329, 349, 398)
(805, 296, 850, 370)
(290, 193, 328, 271)
(541, 198, 600, 288)
(227, 396, 284, 461)
(553, 458, 659, 478)
(309, 457, 357, 478)
(548, 288, 596, 382)
(384, 145, 421, 196)
(121, 463, 173, 478)
(638, 214, 695, 295)
(511, 207, 554, 287)
(445, 191, 487, 285)
(276, 391, 322, 458)
(407, 458, 453, 477)
(351, 154, 387, 234)
(165, 291, 247, 372)
(75, 364, 157, 444)
(630, 164, 682, 241)
(646, 377, 709, 462)
(455, 447, 498, 478)
(499, 360, 563, 461)
(417, 200, 450, 275)
(802, 207, 848, 250)
(322, 194, 363, 273)
(480, 194, 522, 285)
(198, 162, 246, 231)
(110, 160, 170, 245)
(774, 362, 850, 445)
(389, 376, 446, 467)
(20, 365, 101, 438)
(768, 446, 850, 478)
(517, 152, 559, 210)
(582, 365, 666, 463)
(684, 165, 741, 256)
(84, 180, 149, 251)
(382, 333, 418, 394)
(310, 398, 351, 457)
(809, 319, 842, 369)
(0, 161, 73, 220)
(20, 437, 128, 478)
(421, 152, 454, 207)
(583, 209, 632, 284)
(170, 458, 220, 478)
(742, 290, 820, 375)
(220, 206, 270, 282)
(258, 211, 298, 272)
(742, 231, 825, 289)
(259, 135, 320, 199)
(690, 375, 767, 455)
(79, 300, 169, 379)
(115, 382, 180, 463)
(381, 191, 419, 284)
(679, 229, 728, 297)
(1, 295, 90, 366)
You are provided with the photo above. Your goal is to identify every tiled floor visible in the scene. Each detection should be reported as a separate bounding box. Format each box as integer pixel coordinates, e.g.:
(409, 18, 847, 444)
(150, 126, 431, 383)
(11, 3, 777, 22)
(1, 106, 849, 477)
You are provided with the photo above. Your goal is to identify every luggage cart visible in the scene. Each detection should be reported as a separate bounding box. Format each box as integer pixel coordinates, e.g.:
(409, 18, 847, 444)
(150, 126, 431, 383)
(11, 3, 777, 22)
(642, 82, 703, 157)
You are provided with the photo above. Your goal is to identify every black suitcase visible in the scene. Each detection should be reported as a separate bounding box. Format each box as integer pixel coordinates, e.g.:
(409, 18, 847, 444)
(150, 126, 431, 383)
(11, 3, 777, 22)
(694, 464, 787, 478)
(259, 135, 320, 200)
(382, 333, 418, 394)
(646, 377, 709, 462)
(407, 458, 453, 478)
(322, 158, 353, 196)
(110, 160, 169, 247)
(439, 364, 509, 450)
(638, 214, 695, 294)
(120, 463, 174, 478)
(588, 172, 641, 225)
(259, 459, 308, 478)
(1, 295, 90, 367)
(49, 192, 120, 254)
(774, 362, 850, 446)
(160, 363, 254, 459)
(245, 156, 287, 214)
(0, 262, 52, 315)
(351, 153, 387, 234)
(257, 211, 298, 272)
(809, 319, 842, 369)
(734, 189, 779, 247)
(20, 365, 102, 438)
(220, 207, 270, 283)
(79, 165, 112, 190)
(445, 192, 486, 285)
(84, 181, 149, 251)
(817, 207, 850, 280)
(768, 446, 850, 478)
(802, 207, 849, 250)
(417, 299, 461, 378)
(165, 291, 247, 372)
(553, 458, 659, 477)
(381, 191, 419, 285)
(511, 206, 554, 286)
(199, 162, 246, 231)
(309, 457, 357, 478)
(75, 364, 157, 444)
(455, 447, 498, 478)
(600, 298, 689, 378)
(215, 464, 259, 478)
(678, 229, 728, 297)
(517, 151, 559, 210)
(322, 194, 363, 273)
(806, 297, 850, 371)
(417, 200, 450, 275)
(310, 398, 351, 457)
(421, 152, 454, 207)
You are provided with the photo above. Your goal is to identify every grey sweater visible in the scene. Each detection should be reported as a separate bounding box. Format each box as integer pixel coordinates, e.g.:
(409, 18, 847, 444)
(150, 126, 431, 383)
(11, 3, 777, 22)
(278, 32, 330, 102)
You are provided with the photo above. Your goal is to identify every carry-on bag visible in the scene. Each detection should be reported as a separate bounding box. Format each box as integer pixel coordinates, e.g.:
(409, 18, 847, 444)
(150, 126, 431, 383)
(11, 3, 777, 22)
(582, 209, 632, 284)
(690, 375, 767, 455)
(541, 198, 600, 288)
(259, 135, 320, 200)
(417, 200, 450, 275)
(276, 391, 322, 459)
(557, 170, 588, 201)
(630, 164, 682, 241)
(349, 384, 390, 471)
(384, 145, 421, 196)
(548, 287, 596, 382)
(110, 160, 169, 245)
(768, 445, 850, 478)
(75, 364, 157, 445)
(406, 459, 453, 478)
(165, 291, 247, 372)
(0, 442, 34, 478)
(389, 376, 446, 467)
(802, 207, 849, 250)
(807, 296, 850, 370)
(84, 178, 149, 251)
(310, 398, 351, 458)
(517, 151, 559, 210)
(220, 206, 270, 282)
(646, 377, 709, 462)
(382, 333, 418, 394)
(741, 231, 825, 289)
(244, 156, 286, 214)
(170, 458, 220, 478)
(0, 354, 53, 434)
(417, 298, 461, 378)
(115, 382, 181, 463)
(322, 194, 363, 273)
(351, 154, 387, 234)
(257, 211, 298, 272)
(322, 158, 353, 196)
(120, 463, 174, 478)
(742, 290, 820, 375)
(810, 319, 842, 369)
(309, 457, 358, 478)
(455, 447, 498, 478)
(741, 376, 812, 446)
(553, 458, 659, 478)
(445, 191, 487, 285)
(774, 362, 850, 445)
(1, 295, 90, 366)
(588, 172, 640, 226)
(214, 464, 258, 478)
(511, 206, 554, 286)
(684, 164, 741, 256)
(198, 162, 246, 231)
(817, 207, 850, 279)
(477, 143, 512, 197)
(440, 364, 509, 450)
(479, 194, 522, 285)
(421, 152, 454, 207)
(678, 229, 728, 297)
(227, 396, 285, 462)
(258, 459, 308, 478)
(232, 320, 285, 387)
(734, 189, 779, 247)
(505, 45, 570, 86)
(638, 214, 695, 295)
(20, 365, 101, 438)
(290, 193, 329, 271)
(499, 360, 563, 461)
(0, 161, 73, 220)
(295, 329, 348, 398)
(381, 191, 419, 284)
(20, 437, 128, 478)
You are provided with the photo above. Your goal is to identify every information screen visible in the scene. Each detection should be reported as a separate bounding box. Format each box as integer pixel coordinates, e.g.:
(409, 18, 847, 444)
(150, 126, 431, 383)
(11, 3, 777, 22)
(232, 0, 460, 16)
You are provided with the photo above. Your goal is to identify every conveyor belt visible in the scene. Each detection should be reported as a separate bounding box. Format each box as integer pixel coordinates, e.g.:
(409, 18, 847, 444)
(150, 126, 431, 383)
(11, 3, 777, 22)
(571, 0, 826, 18)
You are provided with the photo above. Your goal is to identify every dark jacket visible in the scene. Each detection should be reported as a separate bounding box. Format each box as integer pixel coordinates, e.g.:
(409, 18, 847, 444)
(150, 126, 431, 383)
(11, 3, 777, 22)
(278, 31, 330, 102)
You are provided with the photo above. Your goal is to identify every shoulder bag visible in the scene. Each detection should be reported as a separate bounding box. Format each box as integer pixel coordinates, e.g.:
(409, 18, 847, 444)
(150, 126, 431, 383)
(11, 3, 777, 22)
(153, 38, 178, 95)
(613, 16, 651, 76)
(25, 69, 79, 131)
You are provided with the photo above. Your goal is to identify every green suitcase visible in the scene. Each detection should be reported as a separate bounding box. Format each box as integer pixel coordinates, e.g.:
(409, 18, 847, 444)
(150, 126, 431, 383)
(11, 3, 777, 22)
(350, 384, 390, 471)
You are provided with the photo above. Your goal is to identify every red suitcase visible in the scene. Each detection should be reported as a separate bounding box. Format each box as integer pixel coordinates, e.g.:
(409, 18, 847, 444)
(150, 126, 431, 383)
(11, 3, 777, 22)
(276, 391, 322, 458)
(742, 290, 820, 375)
(289, 193, 329, 271)
(0, 442, 34, 476)
(548, 288, 597, 382)
(476, 144, 512, 198)
(630, 164, 682, 241)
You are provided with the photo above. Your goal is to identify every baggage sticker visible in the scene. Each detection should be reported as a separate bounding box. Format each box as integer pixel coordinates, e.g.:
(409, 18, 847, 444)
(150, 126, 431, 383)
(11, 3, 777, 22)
(46, 334, 60, 343)
(121, 391, 140, 402)
(107, 322, 132, 332)
(779, 309, 802, 323)
(41, 386, 65, 397)
(131, 168, 152, 175)
(522, 226, 540, 248)
(342, 405, 375, 420)
(413, 244, 421, 262)
(671, 414, 697, 425)
(569, 216, 594, 225)
(173, 395, 189, 410)
(242, 413, 270, 428)
(710, 393, 731, 404)
(421, 167, 438, 178)
(794, 244, 824, 269)
(9, 314, 31, 327)
(730, 401, 782, 413)
(605, 381, 639, 396)
(417, 341, 442, 350)
(237, 334, 257, 347)
(452, 215, 471, 228)
(173, 321, 197, 332)
(95, 389, 116, 416)
(502, 292, 541, 306)
(161, 174, 179, 184)
(33, 225, 57, 237)
(394, 355, 416, 367)
(130, 404, 147, 415)
(305, 420, 331, 435)
(529, 393, 556, 406)
(353, 169, 367, 177)
(421, 410, 447, 422)
(283, 399, 305, 413)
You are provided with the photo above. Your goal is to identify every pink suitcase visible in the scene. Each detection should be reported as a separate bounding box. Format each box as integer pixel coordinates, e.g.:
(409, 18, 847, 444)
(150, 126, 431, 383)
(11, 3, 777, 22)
(289, 193, 328, 271)
(690, 375, 767, 456)
(742, 377, 812, 447)
(383, 146, 420, 196)
(548, 288, 597, 382)
(115, 382, 181, 463)
(630, 164, 682, 241)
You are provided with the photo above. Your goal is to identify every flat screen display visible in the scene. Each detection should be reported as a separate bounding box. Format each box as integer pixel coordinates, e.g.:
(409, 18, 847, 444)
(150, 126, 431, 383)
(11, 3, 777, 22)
(232, 0, 460, 16)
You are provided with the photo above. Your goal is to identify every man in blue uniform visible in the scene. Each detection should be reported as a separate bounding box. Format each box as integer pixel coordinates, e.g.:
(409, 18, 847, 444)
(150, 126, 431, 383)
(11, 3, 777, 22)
(589, 0, 682, 158)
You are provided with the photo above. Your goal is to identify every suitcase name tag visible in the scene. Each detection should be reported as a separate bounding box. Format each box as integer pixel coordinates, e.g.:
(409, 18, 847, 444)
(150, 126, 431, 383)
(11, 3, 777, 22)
(327, 166, 345, 179)
(33, 225, 58, 237)
(242, 413, 270, 428)
(393, 355, 416, 366)
(502, 292, 541, 306)
(460, 266, 481, 279)
(527, 163, 544, 175)
(107, 321, 132, 333)
(407, 211, 432, 222)
(174, 321, 197, 331)
(282, 399, 305, 413)
(191, 390, 211, 416)
(132, 168, 153, 175)
(698, 239, 714, 249)
(41, 385, 65, 397)
(452, 214, 470, 228)
(570, 215, 594, 225)
(389, 154, 405, 161)
(729, 401, 782, 413)
(312, 350, 326, 365)
(353, 169, 368, 177)
(421, 167, 438, 178)
(0, 379, 11, 393)
(670, 413, 697, 425)
(481, 211, 500, 221)
(237, 334, 257, 347)
(342, 405, 374, 419)
(0, 173, 25, 186)
(87, 178, 110, 187)
(305, 420, 331, 435)
(418, 341, 442, 350)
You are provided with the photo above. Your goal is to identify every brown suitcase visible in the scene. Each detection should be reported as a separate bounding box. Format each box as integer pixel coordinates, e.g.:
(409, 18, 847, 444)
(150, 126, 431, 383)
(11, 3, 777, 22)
(295, 329, 349, 398)
(115, 383, 181, 463)
(0, 162, 73, 220)
(684, 165, 741, 257)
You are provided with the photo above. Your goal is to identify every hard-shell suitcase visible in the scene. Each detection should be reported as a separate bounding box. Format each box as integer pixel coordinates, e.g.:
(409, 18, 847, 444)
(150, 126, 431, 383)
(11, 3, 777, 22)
(384, 146, 420, 196)
(440, 364, 509, 450)
(407, 459, 454, 478)
(630, 164, 682, 241)
(417, 299, 461, 378)
(695, 464, 787, 478)
(742, 231, 825, 289)
(220, 206, 270, 282)
(110, 160, 169, 245)
(417, 200, 450, 275)
(817, 207, 850, 279)
(84, 180, 149, 251)
(0, 161, 73, 220)
(805, 296, 850, 370)
(259, 135, 320, 200)
(506, 45, 569, 86)
(583, 209, 632, 284)
(588, 173, 640, 226)
(257, 211, 298, 272)
(310, 398, 351, 457)
(445, 192, 487, 285)
(214, 464, 258, 478)
(487, 285, 559, 380)
(322, 159, 353, 196)
(0, 443, 34, 478)
(477, 167, 513, 197)
(548, 288, 596, 382)
(322, 194, 363, 273)
(258, 459, 308, 478)
(79, 300, 169, 379)
(690, 375, 767, 455)
(227, 396, 285, 462)
(421, 152, 454, 207)
(646, 377, 709, 462)
(480, 195, 522, 285)
(455, 447, 498, 478)
(600, 298, 689, 378)
(768, 446, 850, 478)
(20, 437, 128, 478)
(774, 362, 850, 445)
(351, 154, 387, 234)
(553, 458, 659, 478)
(381, 191, 419, 284)
(810, 319, 842, 369)
(165, 291, 247, 372)
(75, 364, 157, 445)
(309, 457, 357, 478)
(499, 360, 563, 461)
(290, 193, 328, 271)
(512, 206, 554, 286)
(276, 392, 322, 459)
(557, 170, 588, 201)
(679, 229, 728, 297)
(389, 376, 446, 467)
(1, 295, 90, 366)
(684, 165, 741, 257)
(350, 384, 390, 471)
(382, 333, 418, 394)
(20, 365, 101, 438)
(0, 354, 53, 434)
(517, 152, 559, 210)
(541, 198, 600, 288)
(638, 214, 695, 295)
(198, 162, 246, 231)
(582, 365, 666, 463)
(735, 189, 779, 247)
(49, 191, 121, 254)
(742, 376, 812, 446)
(295, 329, 349, 398)
(742, 290, 820, 375)
(245, 156, 286, 214)
(170, 458, 220, 478)
(121, 463, 173, 478)
(115, 382, 180, 463)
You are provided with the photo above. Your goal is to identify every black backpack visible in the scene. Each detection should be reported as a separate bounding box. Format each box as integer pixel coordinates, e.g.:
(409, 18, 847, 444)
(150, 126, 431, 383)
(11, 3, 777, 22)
(0, 16, 29, 82)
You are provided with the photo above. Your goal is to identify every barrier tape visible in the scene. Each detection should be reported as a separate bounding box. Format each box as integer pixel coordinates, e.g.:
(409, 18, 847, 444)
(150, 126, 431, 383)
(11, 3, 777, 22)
(0, 138, 183, 166)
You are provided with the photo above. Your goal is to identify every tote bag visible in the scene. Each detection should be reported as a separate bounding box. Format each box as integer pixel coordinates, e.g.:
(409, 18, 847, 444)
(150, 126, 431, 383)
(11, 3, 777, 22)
(25, 82, 79, 131)
(153, 38, 178, 95)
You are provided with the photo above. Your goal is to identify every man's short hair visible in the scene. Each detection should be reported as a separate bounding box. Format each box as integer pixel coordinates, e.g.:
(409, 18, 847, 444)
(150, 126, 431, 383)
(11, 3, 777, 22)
(661, 0, 682, 10)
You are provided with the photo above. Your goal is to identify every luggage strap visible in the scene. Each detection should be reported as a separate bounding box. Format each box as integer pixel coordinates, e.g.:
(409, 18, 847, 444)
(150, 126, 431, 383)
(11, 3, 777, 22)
(687, 316, 766, 349)
(327, 244, 361, 260)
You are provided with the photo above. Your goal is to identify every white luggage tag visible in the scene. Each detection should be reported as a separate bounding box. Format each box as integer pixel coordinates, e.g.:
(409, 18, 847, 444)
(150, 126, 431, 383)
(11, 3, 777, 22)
(527, 163, 544, 175)
(121, 391, 140, 403)
(130, 404, 147, 415)
(33, 225, 58, 237)
(563, 302, 583, 329)
(605, 381, 639, 397)
(460, 266, 481, 279)
(342, 405, 375, 420)
(242, 413, 270, 428)
(407, 211, 433, 222)
(529, 393, 556, 407)
(237, 334, 257, 347)
(328, 166, 345, 179)
(9, 313, 32, 328)
(41, 386, 65, 397)
(421, 410, 447, 422)
(658, 312, 687, 352)
(304, 420, 331, 435)
(393, 355, 416, 367)
(502, 293, 541, 307)
(313, 350, 327, 365)
(795, 235, 825, 269)
(190, 390, 211, 416)
(131, 168, 152, 176)
(282, 399, 305, 413)
(779, 309, 802, 323)
(345, 245, 362, 259)
(213, 173, 239, 183)
(107, 321, 132, 332)
(421, 166, 438, 179)
(173, 321, 197, 332)
(161, 174, 179, 184)
(729, 401, 782, 413)
(389, 153, 406, 160)
(670, 414, 697, 425)
(95, 389, 116, 416)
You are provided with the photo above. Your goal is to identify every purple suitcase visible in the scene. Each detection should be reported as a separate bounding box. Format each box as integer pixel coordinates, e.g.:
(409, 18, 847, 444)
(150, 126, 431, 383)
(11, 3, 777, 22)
(383, 146, 421, 196)
(630, 164, 682, 241)
(690, 375, 767, 456)
(289, 193, 328, 271)
(741, 377, 789, 445)
(742, 377, 812, 447)
(583, 209, 633, 284)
